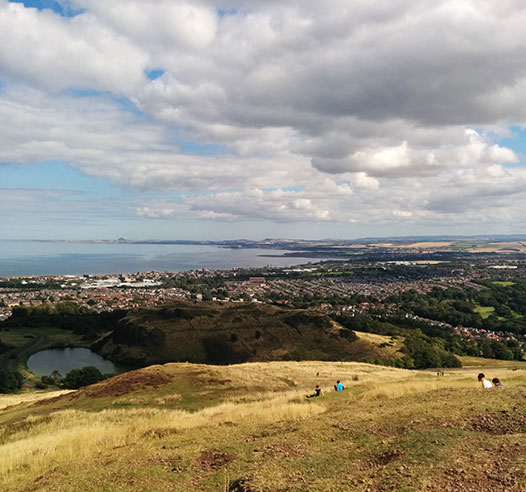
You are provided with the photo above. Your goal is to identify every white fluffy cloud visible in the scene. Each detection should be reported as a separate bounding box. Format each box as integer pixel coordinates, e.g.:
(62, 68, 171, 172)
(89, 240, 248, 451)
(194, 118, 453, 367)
(2, 0, 526, 234)
(137, 180, 353, 222)
(0, 1, 148, 92)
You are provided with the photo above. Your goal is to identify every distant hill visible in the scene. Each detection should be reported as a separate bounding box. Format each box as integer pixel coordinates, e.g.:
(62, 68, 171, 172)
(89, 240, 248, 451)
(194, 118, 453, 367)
(93, 301, 392, 366)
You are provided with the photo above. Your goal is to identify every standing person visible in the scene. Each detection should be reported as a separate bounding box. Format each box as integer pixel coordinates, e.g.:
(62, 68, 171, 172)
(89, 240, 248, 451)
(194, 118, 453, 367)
(492, 377, 503, 387)
(334, 380, 345, 391)
(478, 373, 492, 388)
(306, 384, 321, 398)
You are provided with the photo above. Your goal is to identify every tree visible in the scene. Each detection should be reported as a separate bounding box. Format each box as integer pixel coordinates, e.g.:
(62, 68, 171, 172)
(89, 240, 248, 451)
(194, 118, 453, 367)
(491, 340, 513, 360)
(480, 339, 494, 358)
(0, 369, 24, 393)
(62, 366, 105, 389)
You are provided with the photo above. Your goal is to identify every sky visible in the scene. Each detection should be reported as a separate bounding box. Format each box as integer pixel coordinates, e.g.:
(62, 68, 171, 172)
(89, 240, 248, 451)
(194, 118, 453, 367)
(1, 0, 526, 240)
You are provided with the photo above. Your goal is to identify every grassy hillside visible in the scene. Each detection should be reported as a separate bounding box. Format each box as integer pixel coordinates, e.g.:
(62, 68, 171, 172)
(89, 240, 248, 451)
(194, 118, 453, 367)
(95, 302, 388, 366)
(2, 360, 526, 491)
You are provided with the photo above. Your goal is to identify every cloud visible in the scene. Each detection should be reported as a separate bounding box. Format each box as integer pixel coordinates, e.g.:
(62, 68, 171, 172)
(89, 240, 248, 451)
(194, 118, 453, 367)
(137, 181, 353, 223)
(0, 1, 148, 92)
(311, 130, 519, 177)
(2, 0, 526, 234)
(73, 0, 218, 50)
(0, 86, 316, 192)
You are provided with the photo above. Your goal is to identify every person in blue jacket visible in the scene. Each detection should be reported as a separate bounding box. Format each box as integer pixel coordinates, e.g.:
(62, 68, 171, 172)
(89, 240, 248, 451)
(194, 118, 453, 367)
(334, 380, 345, 391)
(492, 377, 503, 387)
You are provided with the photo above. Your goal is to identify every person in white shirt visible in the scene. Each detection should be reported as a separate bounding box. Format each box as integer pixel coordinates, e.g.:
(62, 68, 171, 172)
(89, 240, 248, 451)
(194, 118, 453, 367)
(478, 373, 493, 388)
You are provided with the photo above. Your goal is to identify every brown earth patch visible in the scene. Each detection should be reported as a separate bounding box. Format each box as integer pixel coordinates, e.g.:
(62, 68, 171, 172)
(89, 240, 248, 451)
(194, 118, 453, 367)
(424, 442, 526, 492)
(31, 393, 73, 407)
(204, 378, 232, 385)
(361, 448, 404, 471)
(31, 367, 173, 407)
(253, 442, 307, 459)
(468, 410, 526, 435)
(195, 450, 235, 470)
(228, 476, 258, 492)
(80, 367, 172, 398)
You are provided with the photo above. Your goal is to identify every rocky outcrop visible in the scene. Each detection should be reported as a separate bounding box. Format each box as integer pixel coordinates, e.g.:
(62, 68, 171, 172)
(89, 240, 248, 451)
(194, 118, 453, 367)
(94, 301, 356, 366)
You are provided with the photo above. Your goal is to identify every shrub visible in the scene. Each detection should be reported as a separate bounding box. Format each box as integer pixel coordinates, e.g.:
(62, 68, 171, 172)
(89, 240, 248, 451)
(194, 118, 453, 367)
(0, 369, 24, 393)
(41, 370, 63, 386)
(62, 366, 105, 389)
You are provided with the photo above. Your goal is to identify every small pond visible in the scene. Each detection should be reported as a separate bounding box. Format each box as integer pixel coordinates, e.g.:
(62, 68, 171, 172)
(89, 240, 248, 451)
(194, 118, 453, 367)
(27, 347, 130, 377)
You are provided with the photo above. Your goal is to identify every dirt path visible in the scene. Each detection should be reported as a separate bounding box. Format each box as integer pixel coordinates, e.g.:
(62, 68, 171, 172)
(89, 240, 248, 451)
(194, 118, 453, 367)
(0, 333, 45, 371)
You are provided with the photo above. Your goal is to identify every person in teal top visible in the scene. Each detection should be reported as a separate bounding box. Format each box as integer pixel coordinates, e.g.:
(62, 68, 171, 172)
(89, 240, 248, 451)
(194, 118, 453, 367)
(334, 380, 345, 391)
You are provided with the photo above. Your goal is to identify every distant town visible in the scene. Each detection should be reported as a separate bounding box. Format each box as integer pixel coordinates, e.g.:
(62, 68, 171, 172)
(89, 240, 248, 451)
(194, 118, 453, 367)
(3, 239, 526, 358)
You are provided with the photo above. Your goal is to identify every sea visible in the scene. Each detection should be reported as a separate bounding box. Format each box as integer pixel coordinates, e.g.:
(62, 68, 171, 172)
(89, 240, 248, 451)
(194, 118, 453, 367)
(0, 240, 321, 277)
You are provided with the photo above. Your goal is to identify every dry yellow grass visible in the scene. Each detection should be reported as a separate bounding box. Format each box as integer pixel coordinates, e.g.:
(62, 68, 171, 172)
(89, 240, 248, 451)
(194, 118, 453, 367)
(0, 390, 73, 410)
(459, 355, 526, 368)
(209, 360, 413, 392)
(0, 388, 323, 487)
(358, 366, 526, 401)
(3, 361, 526, 491)
(0, 361, 411, 487)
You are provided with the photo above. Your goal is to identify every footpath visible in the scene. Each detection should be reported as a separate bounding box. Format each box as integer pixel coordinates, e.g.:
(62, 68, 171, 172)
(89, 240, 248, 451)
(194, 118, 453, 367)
(0, 334, 44, 371)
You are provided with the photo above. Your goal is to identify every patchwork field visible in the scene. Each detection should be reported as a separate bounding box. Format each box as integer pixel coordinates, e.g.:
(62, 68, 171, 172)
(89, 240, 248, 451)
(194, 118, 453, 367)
(399, 242, 455, 249)
(1, 360, 526, 491)
(452, 240, 526, 253)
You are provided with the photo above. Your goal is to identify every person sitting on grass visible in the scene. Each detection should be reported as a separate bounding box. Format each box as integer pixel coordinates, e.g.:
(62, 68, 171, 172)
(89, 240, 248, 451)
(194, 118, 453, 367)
(334, 380, 345, 391)
(492, 377, 503, 387)
(306, 384, 321, 398)
(478, 373, 493, 389)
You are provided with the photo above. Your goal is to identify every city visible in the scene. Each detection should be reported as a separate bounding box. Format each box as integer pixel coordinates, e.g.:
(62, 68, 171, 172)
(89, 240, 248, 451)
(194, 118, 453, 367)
(2, 255, 525, 360)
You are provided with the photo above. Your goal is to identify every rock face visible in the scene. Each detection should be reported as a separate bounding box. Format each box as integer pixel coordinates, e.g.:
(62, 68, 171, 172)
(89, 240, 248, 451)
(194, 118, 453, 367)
(94, 301, 356, 366)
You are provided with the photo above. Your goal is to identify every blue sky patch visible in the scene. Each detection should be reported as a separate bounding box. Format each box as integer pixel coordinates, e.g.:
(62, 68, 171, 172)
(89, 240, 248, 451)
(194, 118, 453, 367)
(0, 161, 117, 199)
(63, 88, 143, 116)
(217, 8, 238, 18)
(114, 96, 143, 116)
(497, 126, 526, 166)
(65, 88, 104, 98)
(0, 161, 190, 203)
(263, 185, 305, 193)
(145, 69, 165, 81)
(8, 0, 84, 17)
